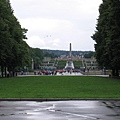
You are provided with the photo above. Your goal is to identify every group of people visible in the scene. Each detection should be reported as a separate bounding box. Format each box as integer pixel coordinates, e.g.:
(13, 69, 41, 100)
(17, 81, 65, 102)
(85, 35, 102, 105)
(37, 69, 80, 75)
(37, 70, 57, 75)
(6, 71, 17, 77)
(19, 69, 81, 76)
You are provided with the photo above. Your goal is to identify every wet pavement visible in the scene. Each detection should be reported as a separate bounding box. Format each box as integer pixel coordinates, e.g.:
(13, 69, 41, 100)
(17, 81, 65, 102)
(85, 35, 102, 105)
(0, 100, 120, 120)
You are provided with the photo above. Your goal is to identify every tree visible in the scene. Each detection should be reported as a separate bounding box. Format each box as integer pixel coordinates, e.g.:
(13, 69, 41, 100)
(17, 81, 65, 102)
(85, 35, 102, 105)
(0, 0, 30, 77)
(92, 0, 120, 76)
(84, 52, 95, 58)
(29, 48, 44, 69)
(0, 0, 13, 77)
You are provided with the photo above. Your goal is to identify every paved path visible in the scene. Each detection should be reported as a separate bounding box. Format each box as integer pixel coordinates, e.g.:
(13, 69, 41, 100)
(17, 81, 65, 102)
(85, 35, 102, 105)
(0, 100, 120, 120)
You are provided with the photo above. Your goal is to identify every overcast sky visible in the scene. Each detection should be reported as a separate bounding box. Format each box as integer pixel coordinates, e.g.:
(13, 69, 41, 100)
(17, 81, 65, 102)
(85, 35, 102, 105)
(10, 0, 102, 51)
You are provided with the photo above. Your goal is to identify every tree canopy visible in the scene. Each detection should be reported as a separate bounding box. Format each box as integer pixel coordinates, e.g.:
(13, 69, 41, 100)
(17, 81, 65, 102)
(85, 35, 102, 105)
(92, 0, 120, 76)
(29, 47, 44, 70)
(0, 0, 30, 77)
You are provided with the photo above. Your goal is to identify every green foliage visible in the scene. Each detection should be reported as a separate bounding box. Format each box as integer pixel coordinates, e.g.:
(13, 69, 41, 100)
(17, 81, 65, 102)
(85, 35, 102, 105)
(84, 52, 95, 58)
(42, 49, 93, 57)
(74, 61, 83, 68)
(0, 76, 120, 98)
(0, 0, 30, 77)
(29, 48, 44, 69)
(57, 60, 66, 69)
(92, 0, 120, 76)
(43, 51, 57, 58)
(57, 60, 66, 65)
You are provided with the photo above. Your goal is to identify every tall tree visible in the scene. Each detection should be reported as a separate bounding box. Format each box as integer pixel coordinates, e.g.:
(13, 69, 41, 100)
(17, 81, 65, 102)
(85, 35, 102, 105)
(0, 0, 30, 77)
(0, 0, 13, 77)
(92, 0, 120, 76)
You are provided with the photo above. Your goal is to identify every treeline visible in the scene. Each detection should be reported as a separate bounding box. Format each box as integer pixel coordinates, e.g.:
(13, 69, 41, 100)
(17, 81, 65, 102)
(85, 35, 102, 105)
(92, 0, 120, 76)
(42, 49, 94, 58)
(0, 0, 44, 77)
(0, 0, 29, 77)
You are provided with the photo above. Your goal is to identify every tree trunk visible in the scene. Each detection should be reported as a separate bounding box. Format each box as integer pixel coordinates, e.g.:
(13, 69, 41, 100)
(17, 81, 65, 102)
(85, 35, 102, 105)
(1, 65, 4, 78)
(12, 66, 15, 77)
(112, 69, 115, 76)
(112, 69, 119, 76)
(5, 66, 7, 77)
(115, 69, 119, 76)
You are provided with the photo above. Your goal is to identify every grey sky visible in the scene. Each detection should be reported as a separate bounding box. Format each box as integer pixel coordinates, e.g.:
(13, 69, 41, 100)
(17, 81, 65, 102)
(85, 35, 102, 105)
(10, 0, 102, 51)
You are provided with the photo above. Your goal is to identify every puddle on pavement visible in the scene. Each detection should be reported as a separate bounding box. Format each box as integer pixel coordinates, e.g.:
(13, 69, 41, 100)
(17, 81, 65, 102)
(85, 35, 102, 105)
(0, 101, 119, 120)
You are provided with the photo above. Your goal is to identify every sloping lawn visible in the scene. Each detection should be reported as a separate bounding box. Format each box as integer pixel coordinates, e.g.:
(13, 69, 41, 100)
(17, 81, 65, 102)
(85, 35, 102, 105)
(0, 76, 120, 98)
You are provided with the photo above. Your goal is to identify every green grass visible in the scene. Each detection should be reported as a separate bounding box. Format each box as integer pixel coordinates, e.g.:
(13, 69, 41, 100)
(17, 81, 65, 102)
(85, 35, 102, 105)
(57, 60, 66, 69)
(57, 60, 66, 66)
(0, 76, 120, 98)
(73, 60, 83, 66)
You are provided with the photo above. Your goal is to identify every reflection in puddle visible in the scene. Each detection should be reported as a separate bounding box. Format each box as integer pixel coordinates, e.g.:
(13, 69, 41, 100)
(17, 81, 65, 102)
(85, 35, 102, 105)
(0, 101, 119, 120)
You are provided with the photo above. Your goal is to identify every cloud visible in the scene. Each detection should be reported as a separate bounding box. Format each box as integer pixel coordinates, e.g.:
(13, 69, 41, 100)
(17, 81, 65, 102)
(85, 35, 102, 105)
(19, 18, 73, 33)
(11, 0, 101, 19)
(10, 0, 102, 51)
(26, 36, 45, 48)
(20, 16, 97, 50)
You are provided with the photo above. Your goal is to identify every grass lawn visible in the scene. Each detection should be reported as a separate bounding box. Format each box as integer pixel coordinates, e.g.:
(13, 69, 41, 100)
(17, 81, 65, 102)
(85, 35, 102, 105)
(0, 76, 120, 98)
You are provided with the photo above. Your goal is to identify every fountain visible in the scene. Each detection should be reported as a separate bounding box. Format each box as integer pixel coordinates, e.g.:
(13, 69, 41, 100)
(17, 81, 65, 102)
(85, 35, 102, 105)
(65, 43, 74, 70)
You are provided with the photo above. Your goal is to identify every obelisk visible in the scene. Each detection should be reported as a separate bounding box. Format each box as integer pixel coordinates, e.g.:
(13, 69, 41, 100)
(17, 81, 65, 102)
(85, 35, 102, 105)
(69, 43, 72, 59)
(65, 43, 74, 70)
